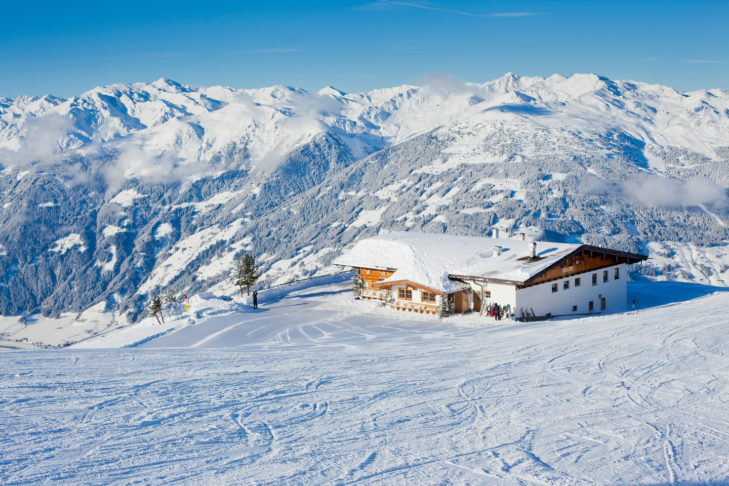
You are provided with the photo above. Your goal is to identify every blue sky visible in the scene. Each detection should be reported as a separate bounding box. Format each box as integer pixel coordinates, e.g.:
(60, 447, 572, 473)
(1, 0, 727, 97)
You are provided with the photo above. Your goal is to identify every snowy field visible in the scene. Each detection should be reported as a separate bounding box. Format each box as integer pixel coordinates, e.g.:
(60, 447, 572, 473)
(2, 278, 729, 484)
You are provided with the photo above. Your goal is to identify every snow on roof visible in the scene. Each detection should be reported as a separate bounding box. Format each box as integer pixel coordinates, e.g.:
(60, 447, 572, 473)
(333, 232, 579, 292)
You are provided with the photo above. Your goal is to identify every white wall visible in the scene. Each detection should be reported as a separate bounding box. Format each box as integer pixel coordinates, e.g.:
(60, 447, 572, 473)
(515, 264, 628, 318)
(468, 281, 516, 311)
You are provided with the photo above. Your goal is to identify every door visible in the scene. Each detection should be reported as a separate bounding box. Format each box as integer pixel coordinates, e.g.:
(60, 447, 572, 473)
(454, 291, 469, 313)
(600, 297, 606, 311)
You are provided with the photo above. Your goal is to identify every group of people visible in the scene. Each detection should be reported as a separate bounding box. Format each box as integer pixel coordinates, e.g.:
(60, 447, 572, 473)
(486, 302, 509, 320)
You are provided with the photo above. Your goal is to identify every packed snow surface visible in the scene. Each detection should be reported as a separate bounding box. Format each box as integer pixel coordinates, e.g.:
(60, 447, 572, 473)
(2, 277, 729, 484)
(334, 232, 581, 291)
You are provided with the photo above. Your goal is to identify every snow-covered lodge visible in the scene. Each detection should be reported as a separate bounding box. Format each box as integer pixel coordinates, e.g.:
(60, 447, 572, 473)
(334, 232, 647, 319)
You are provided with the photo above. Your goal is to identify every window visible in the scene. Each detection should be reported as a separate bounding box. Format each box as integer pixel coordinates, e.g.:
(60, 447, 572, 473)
(601, 297, 606, 311)
(398, 288, 412, 300)
(592, 273, 598, 286)
(572, 305, 578, 312)
(575, 277, 581, 287)
(589, 300, 594, 311)
(614, 267, 620, 279)
(421, 290, 436, 303)
(563, 280, 569, 290)
(552, 283, 558, 293)
(603, 270, 608, 283)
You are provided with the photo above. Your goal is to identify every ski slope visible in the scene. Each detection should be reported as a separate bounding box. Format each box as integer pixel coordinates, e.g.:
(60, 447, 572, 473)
(2, 278, 729, 484)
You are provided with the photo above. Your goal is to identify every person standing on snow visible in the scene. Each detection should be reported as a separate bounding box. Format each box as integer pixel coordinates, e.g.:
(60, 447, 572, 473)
(253, 290, 258, 309)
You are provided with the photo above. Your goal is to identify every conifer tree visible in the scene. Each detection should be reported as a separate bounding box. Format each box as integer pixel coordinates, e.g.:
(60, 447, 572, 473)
(353, 273, 364, 299)
(380, 288, 394, 307)
(164, 289, 177, 306)
(437, 295, 450, 318)
(148, 295, 164, 324)
(234, 253, 260, 296)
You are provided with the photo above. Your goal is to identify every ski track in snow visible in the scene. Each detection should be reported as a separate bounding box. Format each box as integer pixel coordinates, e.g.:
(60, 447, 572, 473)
(2, 281, 729, 484)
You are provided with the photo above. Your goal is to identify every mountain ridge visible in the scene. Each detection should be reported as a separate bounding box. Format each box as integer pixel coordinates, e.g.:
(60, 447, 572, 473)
(1, 73, 728, 322)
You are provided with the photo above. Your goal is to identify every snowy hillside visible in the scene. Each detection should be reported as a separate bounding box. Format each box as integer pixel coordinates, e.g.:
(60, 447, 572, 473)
(1, 73, 729, 324)
(2, 278, 729, 484)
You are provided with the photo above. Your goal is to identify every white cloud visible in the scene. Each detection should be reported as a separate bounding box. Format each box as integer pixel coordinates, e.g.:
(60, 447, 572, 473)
(363, 1, 541, 18)
(582, 173, 727, 208)
(0, 114, 74, 170)
(421, 73, 472, 96)
(622, 174, 727, 208)
(101, 141, 209, 194)
(683, 59, 723, 64)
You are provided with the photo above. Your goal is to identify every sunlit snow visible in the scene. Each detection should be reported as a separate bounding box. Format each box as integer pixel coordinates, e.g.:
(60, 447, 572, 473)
(2, 277, 729, 484)
(49, 233, 85, 254)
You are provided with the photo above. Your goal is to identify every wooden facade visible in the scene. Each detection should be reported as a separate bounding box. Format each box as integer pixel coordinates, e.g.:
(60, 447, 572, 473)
(453, 290, 469, 313)
(358, 267, 395, 286)
(520, 247, 644, 289)
(371, 279, 442, 294)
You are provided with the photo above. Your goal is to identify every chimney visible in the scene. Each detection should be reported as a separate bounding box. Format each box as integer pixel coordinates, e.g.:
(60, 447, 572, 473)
(530, 241, 537, 259)
(518, 232, 525, 241)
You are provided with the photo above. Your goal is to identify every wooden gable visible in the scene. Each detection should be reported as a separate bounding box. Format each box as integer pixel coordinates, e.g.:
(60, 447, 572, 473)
(357, 267, 395, 287)
(520, 245, 647, 289)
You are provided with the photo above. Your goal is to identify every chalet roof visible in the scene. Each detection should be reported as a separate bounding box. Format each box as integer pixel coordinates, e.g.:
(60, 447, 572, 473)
(334, 232, 646, 293)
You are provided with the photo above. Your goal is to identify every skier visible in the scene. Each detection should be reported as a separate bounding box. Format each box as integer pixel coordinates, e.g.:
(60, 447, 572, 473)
(253, 290, 258, 309)
(493, 303, 501, 321)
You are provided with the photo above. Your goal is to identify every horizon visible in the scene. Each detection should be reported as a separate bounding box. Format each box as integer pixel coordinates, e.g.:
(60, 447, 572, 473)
(3, 71, 727, 101)
(2, 1, 727, 98)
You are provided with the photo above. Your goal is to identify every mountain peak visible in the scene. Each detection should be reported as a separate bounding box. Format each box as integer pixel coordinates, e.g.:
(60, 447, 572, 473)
(318, 86, 347, 97)
(151, 77, 187, 93)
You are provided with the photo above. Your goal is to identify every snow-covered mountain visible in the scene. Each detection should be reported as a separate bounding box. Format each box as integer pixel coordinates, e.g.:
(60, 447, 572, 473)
(1, 73, 728, 321)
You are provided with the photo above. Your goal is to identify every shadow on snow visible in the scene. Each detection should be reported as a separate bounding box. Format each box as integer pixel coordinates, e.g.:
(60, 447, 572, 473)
(628, 279, 729, 311)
